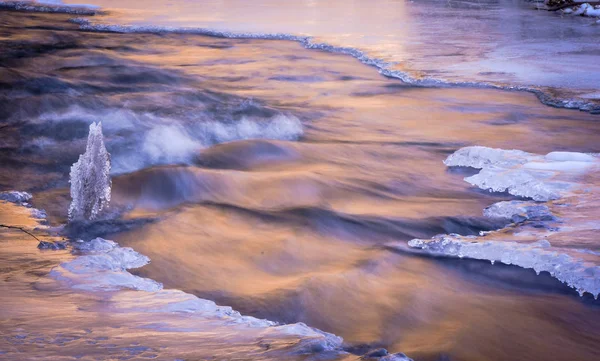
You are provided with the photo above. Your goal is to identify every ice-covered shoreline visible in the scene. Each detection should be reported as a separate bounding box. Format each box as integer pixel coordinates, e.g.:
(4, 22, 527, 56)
(0, 194, 354, 358)
(401, 146, 600, 298)
(1, 191, 420, 360)
(1, 0, 599, 113)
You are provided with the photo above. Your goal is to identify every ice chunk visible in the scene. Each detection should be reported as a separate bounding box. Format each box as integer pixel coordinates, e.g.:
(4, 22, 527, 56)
(483, 201, 553, 223)
(545, 152, 596, 163)
(263, 323, 343, 354)
(408, 235, 600, 298)
(0, 191, 32, 204)
(443, 146, 597, 201)
(444, 146, 531, 169)
(465, 167, 562, 201)
(52, 237, 161, 292)
(68, 122, 112, 221)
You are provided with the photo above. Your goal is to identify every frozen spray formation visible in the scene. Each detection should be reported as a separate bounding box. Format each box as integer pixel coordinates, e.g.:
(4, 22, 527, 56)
(404, 146, 600, 298)
(68, 122, 112, 222)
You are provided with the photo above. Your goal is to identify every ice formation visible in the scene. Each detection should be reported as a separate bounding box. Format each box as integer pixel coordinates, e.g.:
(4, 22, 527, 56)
(483, 201, 553, 223)
(408, 146, 600, 298)
(408, 236, 600, 298)
(444, 146, 596, 201)
(564, 3, 600, 17)
(51, 236, 344, 354)
(68, 122, 112, 221)
(0, 1, 99, 14)
(52, 237, 161, 292)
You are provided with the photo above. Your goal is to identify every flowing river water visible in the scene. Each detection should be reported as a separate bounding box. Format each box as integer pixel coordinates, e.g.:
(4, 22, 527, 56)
(1, 2, 600, 361)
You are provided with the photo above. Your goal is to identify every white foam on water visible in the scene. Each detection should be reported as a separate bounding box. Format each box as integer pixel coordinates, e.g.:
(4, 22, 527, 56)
(407, 146, 600, 298)
(28, 106, 303, 174)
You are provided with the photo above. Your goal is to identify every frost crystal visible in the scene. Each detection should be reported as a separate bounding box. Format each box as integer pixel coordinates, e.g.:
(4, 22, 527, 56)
(68, 122, 112, 221)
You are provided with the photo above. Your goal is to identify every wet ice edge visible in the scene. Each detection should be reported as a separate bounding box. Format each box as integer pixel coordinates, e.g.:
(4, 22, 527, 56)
(404, 146, 600, 299)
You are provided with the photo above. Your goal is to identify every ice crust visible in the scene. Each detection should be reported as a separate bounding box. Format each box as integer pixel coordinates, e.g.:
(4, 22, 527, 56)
(68, 122, 112, 221)
(483, 201, 553, 223)
(410, 146, 600, 298)
(51, 237, 344, 353)
(0, 1, 99, 14)
(444, 146, 596, 201)
(52, 237, 161, 292)
(408, 235, 600, 298)
(566, 3, 600, 17)
(63, 17, 598, 113)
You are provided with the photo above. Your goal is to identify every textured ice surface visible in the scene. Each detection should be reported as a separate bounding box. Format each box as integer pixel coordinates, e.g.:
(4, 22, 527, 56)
(444, 146, 596, 201)
(0, 1, 99, 13)
(568, 3, 600, 17)
(408, 235, 600, 298)
(0, 191, 32, 204)
(408, 146, 600, 298)
(52, 237, 161, 291)
(68, 122, 112, 221)
(483, 201, 553, 223)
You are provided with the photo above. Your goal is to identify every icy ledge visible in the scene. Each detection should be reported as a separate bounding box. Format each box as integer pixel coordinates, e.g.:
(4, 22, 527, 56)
(444, 146, 596, 201)
(408, 236, 600, 298)
(406, 146, 600, 299)
(50, 237, 344, 354)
